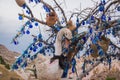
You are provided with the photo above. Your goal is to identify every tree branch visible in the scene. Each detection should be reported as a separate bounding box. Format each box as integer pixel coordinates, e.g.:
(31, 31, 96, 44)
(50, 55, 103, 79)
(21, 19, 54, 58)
(19, 13, 47, 25)
(41, 0, 55, 12)
(53, 0, 67, 24)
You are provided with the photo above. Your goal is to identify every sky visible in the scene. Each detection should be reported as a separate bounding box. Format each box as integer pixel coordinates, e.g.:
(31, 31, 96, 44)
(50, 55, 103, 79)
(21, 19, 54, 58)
(0, 0, 96, 53)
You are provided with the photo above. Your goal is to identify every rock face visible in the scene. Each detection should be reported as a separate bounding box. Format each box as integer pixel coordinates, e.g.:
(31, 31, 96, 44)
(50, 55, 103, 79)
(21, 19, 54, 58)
(35, 54, 63, 80)
(0, 44, 20, 65)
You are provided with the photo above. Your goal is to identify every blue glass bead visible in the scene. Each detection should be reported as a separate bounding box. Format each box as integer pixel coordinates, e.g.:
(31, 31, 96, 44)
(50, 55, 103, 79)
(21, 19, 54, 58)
(34, 46, 38, 49)
(43, 5, 50, 12)
(91, 16, 94, 20)
(26, 30, 30, 34)
(29, 24, 33, 28)
(99, 5, 104, 12)
(24, 50, 28, 54)
(22, 4, 26, 9)
(28, 54, 30, 58)
(76, 18, 79, 22)
(89, 28, 93, 34)
(117, 6, 120, 11)
(33, 38, 37, 42)
(102, 0, 106, 5)
(90, 49, 94, 53)
(47, 49, 49, 52)
(101, 15, 106, 21)
(18, 15, 23, 20)
(33, 49, 37, 52)
(38, 34, 42, 39)
(24, 62, 27, 67)
(82, 21, 85, 25)
(26, 10, 30, 14)
(39, 48, 44, 53)
(13, 64, 18, 69)
(38, 43, 42, 47)
(108, 17, 111, 21)
(35, 22, 38, 26)
(14, 41, 17, 45)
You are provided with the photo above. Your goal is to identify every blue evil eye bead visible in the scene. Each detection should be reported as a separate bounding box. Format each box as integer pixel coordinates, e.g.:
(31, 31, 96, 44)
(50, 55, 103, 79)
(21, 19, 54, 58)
(23, 61, 27, 67)
(63, 48, 68, 53)
(22, 31, 25, 34)
(76, 20, 80, 28)
(13, 40, 19, 45)
(89, 28, 93, 34)
(24, 50, 28, 54)
(29, 24, 33, 28)
(28, 54, 30, 58)
(26, 10, 31, 14)
(39, 48, 44, 53)
(26, 30, 30, 34)
(33, 48, 37, 52)
(38, 33, 42, 39)
(43, 5, 50, 12)
(33, 38, 37, 42)
(101, 15, 106, 21)
(18, 15, 23, 20)
(76, 18, 79, 23)
(117, 6, 120, 11)
(108, 16, 111, 21)
(12, 64, 18, 70)
(47, 49, 49, 52)
(102, 0, 106, 5)
(99, 5, 104, 12)
(90, 16, 94, 20)
(86, 20, 90, 24)
(90, 49, 94, 53)
(98, 49, 104, 56)
(26, 21, 31, 25)
(107, 29, 111, 34)
(35, 22, 38, 26)
(34, 45, 38, 49)
(71, 58, 76, 73)
(38, 43, 42, 47)
(22, 4, 26, 9)
(34, 0, 41, 4)
(82, 21, 85, 25)
(17, 59, 23, 65)
(96, 26, 99, 30)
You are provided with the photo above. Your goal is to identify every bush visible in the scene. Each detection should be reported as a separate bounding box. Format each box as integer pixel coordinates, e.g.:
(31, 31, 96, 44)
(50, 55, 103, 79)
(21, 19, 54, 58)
(106, 77, 116, 80)
(0, 56, 10, 69)
(0, 56, 6, 65)
(5, 64, 10, 70)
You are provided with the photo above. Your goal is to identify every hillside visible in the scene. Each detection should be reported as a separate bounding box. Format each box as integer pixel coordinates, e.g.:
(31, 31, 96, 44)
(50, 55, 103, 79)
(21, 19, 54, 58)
(0, 44, 20, 65)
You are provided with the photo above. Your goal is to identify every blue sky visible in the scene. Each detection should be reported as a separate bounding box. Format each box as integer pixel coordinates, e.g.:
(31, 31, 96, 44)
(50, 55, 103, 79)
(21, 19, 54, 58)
(0, 0, 95, 53)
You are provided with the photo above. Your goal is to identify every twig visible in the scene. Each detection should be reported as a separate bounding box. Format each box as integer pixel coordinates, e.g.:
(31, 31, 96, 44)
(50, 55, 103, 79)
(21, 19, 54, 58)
(53, 0, 67, 24)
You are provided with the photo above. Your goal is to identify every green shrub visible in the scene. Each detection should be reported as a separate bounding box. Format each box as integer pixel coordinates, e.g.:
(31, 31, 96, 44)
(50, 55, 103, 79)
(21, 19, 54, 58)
(106, 77, 116, 80)
(0, 56, 10, 69)
(5, 64, 10, 69)
(0, 56, 6, 65)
